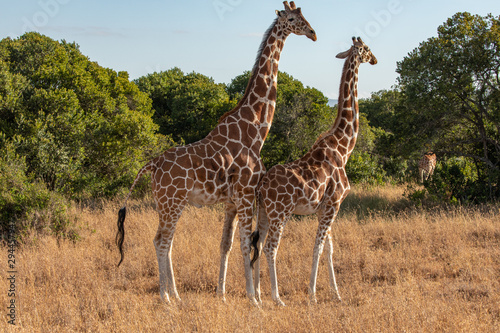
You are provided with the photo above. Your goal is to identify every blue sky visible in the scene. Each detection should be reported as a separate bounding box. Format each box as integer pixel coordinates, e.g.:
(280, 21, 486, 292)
(1, 0, 499, 99)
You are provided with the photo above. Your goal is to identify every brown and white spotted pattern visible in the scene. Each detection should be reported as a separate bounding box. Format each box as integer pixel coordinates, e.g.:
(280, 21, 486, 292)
(251, 37, 377, 306)
(115, 1, 316, 306)
(418, 152, 436, 183)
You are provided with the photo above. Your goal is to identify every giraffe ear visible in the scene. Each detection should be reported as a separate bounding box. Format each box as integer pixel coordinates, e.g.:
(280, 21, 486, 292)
(276, 10, 284, 17)
(336, 49, 351, 59)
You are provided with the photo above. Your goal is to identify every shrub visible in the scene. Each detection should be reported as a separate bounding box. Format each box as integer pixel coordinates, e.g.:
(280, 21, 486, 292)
(0, 141, 75, 241)
(346, 152, 386, 185)
(405, 157, 492, 205)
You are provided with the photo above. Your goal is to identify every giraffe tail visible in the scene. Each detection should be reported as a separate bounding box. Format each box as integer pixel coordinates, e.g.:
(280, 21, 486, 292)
(250, 230, 260, 269)
(116, 161, 154, 267)
(250, 189, 263, 269)
(116, 207, 126, 266)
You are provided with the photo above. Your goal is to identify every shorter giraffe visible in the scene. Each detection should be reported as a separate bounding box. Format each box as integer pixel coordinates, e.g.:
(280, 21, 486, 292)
(418, 152, 437, 183)
(250, 37, 377, 306)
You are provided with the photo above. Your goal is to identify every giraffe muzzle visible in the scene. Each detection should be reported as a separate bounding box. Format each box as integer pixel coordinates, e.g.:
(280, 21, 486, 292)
(307, 29, 317, 41)
(306, 29, 318, 42)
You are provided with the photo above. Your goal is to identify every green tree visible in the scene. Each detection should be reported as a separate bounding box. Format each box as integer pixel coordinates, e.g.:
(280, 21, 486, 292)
(0, 138, 73, 239)
(344, 111, 387, 185)
(358, 90, 411, 181)
(135, 68, 236, 144)
(396, 12, 500, 200)
(0, 32, 163, 198)
(359, 89, 401, 133)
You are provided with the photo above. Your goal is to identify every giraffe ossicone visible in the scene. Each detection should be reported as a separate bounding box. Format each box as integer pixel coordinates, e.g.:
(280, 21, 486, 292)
(250, 37, 377, 307)
(115, 1, 316, 306)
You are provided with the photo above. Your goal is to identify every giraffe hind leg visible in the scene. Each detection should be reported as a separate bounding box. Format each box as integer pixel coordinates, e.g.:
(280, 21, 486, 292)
(263, 218, 286, 306)
(309, 207, 337, 304)
(217, 203, 238, 301)
(154, 203, 185, 303)
(251, 202, 270, 305)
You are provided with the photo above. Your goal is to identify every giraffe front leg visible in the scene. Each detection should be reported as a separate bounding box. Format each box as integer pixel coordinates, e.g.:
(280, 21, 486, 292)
(217, 203, 238, 302)
(236, 204, 259, 307)
(326, 229, 342, 302)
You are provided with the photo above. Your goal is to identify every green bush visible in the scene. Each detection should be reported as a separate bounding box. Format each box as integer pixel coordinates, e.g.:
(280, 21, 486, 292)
(346, 151, 386, 185)
(0, 141, 74, 241)
(0, 32, 163, 200)
(405, 157, 492, 205)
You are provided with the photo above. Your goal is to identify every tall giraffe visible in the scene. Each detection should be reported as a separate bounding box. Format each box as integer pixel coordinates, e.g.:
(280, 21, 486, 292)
(418, 152, 436, 183)
(115, 1, 316, 306)
(250, 37, 377, 306)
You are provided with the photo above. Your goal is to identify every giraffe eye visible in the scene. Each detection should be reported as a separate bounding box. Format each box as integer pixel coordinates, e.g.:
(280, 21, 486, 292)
(288, 18, 294, 22)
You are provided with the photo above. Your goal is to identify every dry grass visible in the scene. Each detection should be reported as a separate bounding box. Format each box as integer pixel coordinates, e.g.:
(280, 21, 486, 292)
(1, 185, 499, 332)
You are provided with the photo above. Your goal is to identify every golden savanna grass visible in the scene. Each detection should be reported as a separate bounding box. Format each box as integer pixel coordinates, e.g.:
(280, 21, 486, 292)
(1, 185, 499, 332)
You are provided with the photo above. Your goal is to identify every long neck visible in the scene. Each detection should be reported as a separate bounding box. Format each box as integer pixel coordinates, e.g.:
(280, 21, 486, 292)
(325, 56, 360, 165)
(218, 19, 287, 140)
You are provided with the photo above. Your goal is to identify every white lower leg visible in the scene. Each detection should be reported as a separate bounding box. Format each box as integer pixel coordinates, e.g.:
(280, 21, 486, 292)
(155, 248, 171, 303)
(217, 253, 229, 299)
(165, 252, 180, 301)
(265, 250, 284, 306)
(309, 241, 325, 304)
(217, 206, 237, 300)
(326, 235, 341, 301)
(253, 244, 262, 304)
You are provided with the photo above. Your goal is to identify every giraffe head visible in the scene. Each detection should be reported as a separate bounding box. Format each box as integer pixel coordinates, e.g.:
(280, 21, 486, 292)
(336, 37, 377, 65)
(275, 1, 317, 41)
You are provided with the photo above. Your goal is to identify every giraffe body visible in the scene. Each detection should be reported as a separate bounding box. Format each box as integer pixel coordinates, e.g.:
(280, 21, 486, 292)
(116, 1, 316, 306)
(251, 37, 377, 306)
(418, 152, 437, 183)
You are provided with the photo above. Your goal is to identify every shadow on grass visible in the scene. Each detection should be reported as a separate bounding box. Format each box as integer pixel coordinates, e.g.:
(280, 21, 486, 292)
(338, 185, 412, 221)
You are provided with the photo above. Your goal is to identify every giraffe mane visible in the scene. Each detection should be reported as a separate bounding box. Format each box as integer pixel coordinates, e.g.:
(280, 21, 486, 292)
(314, 56, 355, 145)
(218, 18, 279, 124)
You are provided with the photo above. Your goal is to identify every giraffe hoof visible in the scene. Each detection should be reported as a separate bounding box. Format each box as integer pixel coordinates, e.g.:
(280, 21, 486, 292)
(159, 292, 170, 304)
(274, 299, 286, 307)
(249, 298, 260, 308)
(216, 290, 227, 303)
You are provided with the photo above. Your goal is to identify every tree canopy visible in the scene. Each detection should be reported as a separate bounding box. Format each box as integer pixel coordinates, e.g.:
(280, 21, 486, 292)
(3, 11, 500, 213)
(396, 12, 500, 199)
(0, 32, 163, 198)
(134, 68, 235, 144)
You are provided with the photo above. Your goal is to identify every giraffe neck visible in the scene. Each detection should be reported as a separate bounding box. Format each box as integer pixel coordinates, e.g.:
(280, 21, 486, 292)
(324, 55, 360, 165)
(218, 18, 288, 143)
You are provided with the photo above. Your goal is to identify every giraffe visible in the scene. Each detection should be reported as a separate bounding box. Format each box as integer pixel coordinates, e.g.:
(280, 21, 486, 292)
(418, 152, 436, 183)
(250, 37, 377, 306)
(115, 1, 316, 306)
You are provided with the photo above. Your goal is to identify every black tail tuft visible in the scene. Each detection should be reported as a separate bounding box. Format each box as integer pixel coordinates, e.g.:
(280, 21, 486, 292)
(250, 230, 260, 269)
(116, 207, 126, 267)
